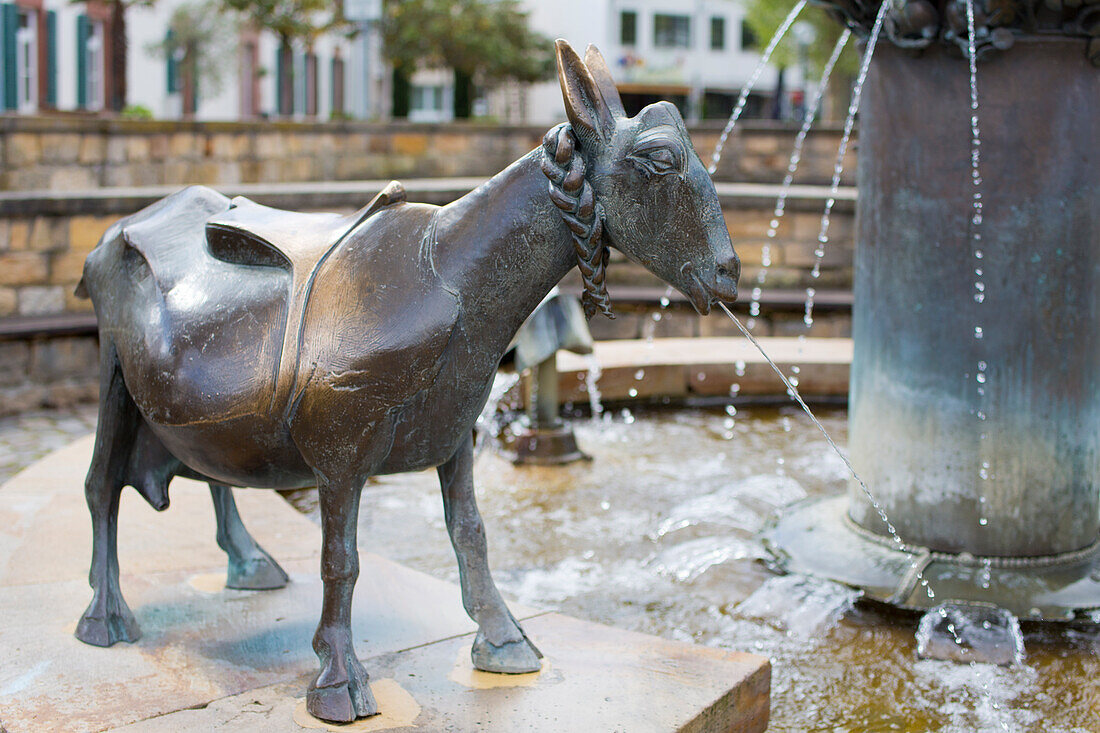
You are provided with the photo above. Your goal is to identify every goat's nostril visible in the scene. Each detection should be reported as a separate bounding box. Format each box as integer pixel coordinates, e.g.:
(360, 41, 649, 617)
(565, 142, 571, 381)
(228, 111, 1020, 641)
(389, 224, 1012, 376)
(717, 259, 740, 282)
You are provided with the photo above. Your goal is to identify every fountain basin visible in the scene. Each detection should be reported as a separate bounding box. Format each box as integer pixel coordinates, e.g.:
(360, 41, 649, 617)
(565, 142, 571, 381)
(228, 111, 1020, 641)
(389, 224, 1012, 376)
(765, 495, 1100, 619)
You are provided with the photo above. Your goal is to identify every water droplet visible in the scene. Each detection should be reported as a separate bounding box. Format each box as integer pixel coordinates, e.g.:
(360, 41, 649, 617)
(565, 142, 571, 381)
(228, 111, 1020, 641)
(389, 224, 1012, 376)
(974, 326, 984, 339)
(735, 360, 746, 377)
(979, 517, 988, 526)
(660, 296, 670, 308)
(628, 387, 638, 398)
(634, 369, 645, 380)
(976, 373, 986, 384)
(725, 404, 737, 416)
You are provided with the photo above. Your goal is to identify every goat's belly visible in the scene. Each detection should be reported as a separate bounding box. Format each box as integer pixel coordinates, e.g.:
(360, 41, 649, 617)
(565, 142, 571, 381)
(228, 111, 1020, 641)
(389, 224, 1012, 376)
(149, 417, 315, 489)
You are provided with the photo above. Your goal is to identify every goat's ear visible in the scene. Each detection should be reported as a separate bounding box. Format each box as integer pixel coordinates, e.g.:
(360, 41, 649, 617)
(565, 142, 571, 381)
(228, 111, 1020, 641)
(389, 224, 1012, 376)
(583, 45, 625, 120)
(556, 39, 616, 143)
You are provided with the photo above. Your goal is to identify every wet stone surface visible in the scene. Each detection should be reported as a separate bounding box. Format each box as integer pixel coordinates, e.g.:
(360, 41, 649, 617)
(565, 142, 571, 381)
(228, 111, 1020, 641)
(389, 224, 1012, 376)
(326, 405, 1100, 733)
(9, 404, 1100, 731)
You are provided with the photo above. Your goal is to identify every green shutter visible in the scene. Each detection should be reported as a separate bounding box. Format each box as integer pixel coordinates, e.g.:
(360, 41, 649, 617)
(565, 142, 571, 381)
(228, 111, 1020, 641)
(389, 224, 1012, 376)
(166, 29, 177, 93)
(3, 4, 18, 111)
(45, 10, 57, 106)
(76, 14, 88, 108)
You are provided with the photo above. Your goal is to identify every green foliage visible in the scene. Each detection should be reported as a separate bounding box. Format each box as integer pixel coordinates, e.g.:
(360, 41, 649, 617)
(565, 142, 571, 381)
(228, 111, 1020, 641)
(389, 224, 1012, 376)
(381, 0, 555, 84)
(121, 103, 154, 119)
(147, 0, 235, 96)
(220, 0, 350, 43)
(743, 0, 859, 77)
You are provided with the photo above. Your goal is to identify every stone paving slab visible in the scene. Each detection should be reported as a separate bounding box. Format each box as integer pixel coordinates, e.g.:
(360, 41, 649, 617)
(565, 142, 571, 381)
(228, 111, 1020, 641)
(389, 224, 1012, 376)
(110, 614, 769, 733)
(0, 435, 770, 733)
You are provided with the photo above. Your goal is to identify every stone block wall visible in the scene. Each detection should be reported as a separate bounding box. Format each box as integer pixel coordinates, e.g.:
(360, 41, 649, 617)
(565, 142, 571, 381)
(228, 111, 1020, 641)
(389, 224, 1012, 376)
(0, 117, 856, 191)
(0, 188, 854, 321)
(0, 337, 100, 413)
(0, 117, 858, 415)
(0, 214, 110, 318)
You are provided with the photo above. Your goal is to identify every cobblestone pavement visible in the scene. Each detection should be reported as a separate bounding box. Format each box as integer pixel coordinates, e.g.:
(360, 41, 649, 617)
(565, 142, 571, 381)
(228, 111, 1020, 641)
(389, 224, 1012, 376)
(0, 404, 98, 485)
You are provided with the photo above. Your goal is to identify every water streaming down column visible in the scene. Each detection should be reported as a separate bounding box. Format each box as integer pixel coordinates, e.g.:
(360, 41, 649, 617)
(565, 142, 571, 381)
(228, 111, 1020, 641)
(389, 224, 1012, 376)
(767, 37, 1100, 618)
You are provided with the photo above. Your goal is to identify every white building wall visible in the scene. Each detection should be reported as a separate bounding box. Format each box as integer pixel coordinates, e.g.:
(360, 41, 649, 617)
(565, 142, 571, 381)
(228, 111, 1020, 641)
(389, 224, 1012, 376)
(53, 2, 76, 111)
(515, 0, 788, 125)
(126, 1, 173, 119)
(257, 32, 278, 118)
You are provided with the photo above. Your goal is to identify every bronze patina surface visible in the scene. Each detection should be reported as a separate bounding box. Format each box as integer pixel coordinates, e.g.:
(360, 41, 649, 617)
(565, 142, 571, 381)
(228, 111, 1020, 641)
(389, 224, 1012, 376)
(73, 41, 739, 723)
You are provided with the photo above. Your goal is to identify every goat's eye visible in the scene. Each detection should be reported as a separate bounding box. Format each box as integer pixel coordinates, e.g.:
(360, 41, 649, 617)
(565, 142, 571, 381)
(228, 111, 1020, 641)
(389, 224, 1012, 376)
(647, 149, 674, 169)
(630, 146, 679, 176)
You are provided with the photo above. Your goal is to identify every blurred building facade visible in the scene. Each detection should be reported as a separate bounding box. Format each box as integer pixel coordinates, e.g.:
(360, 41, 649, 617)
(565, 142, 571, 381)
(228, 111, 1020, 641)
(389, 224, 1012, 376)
(0, 0, 366, 120)
(0, 0, 789, 123)
(492, 0, 787, 124)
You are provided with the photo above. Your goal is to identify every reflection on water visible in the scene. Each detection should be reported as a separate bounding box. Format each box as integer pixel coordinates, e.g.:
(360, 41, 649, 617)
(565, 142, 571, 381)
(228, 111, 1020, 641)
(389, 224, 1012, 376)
(309, 406, 1099, 732)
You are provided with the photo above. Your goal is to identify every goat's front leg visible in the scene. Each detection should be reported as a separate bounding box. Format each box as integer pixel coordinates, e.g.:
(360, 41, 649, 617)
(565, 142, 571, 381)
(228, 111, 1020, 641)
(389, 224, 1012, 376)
(438, 432, 542, 673)
(307, 476, 376, 722)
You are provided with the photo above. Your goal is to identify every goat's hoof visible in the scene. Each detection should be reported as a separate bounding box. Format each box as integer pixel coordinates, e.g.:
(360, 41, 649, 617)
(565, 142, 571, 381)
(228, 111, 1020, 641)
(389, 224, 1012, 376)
(75, 601, 141, 647)
(226, 549, 289, 590)
(307, 666, 377, 722)
(472, 630, 543, 674)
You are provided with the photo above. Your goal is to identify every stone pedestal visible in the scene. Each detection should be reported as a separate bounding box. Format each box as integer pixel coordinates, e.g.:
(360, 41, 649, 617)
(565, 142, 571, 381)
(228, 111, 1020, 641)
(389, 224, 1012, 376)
(0, 435, 769, 732)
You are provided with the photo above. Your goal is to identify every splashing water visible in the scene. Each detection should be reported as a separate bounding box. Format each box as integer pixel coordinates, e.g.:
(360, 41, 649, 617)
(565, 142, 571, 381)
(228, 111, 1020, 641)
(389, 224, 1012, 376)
(807, 0, 891, 322)
(716, 303, 951, 602)
(718, 305, 1018, 727)
(917, 603, 1025, 666)
(474, 371, 520, 460)
(744, 30, 853, 330)
(964, 0, 992, 529)
(707, 0, 809, 174)
(584, 354, 604, 420)
(736, 574, 863, 637)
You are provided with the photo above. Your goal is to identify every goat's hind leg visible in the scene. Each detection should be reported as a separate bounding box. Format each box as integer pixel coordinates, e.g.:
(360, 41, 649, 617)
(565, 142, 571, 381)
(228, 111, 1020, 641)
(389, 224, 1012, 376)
(209, 484, 288, 590)
(438, 432, 542, 673)
(75, 341, 141, 647)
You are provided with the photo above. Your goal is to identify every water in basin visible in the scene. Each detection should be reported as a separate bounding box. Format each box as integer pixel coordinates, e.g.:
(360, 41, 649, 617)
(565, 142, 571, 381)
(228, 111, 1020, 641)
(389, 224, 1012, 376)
(284, 406, 1100, 731)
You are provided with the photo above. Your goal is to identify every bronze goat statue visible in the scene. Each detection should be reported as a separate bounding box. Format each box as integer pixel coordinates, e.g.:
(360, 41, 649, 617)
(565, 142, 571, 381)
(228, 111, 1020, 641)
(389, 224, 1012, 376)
(74, 40, 739, 723)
